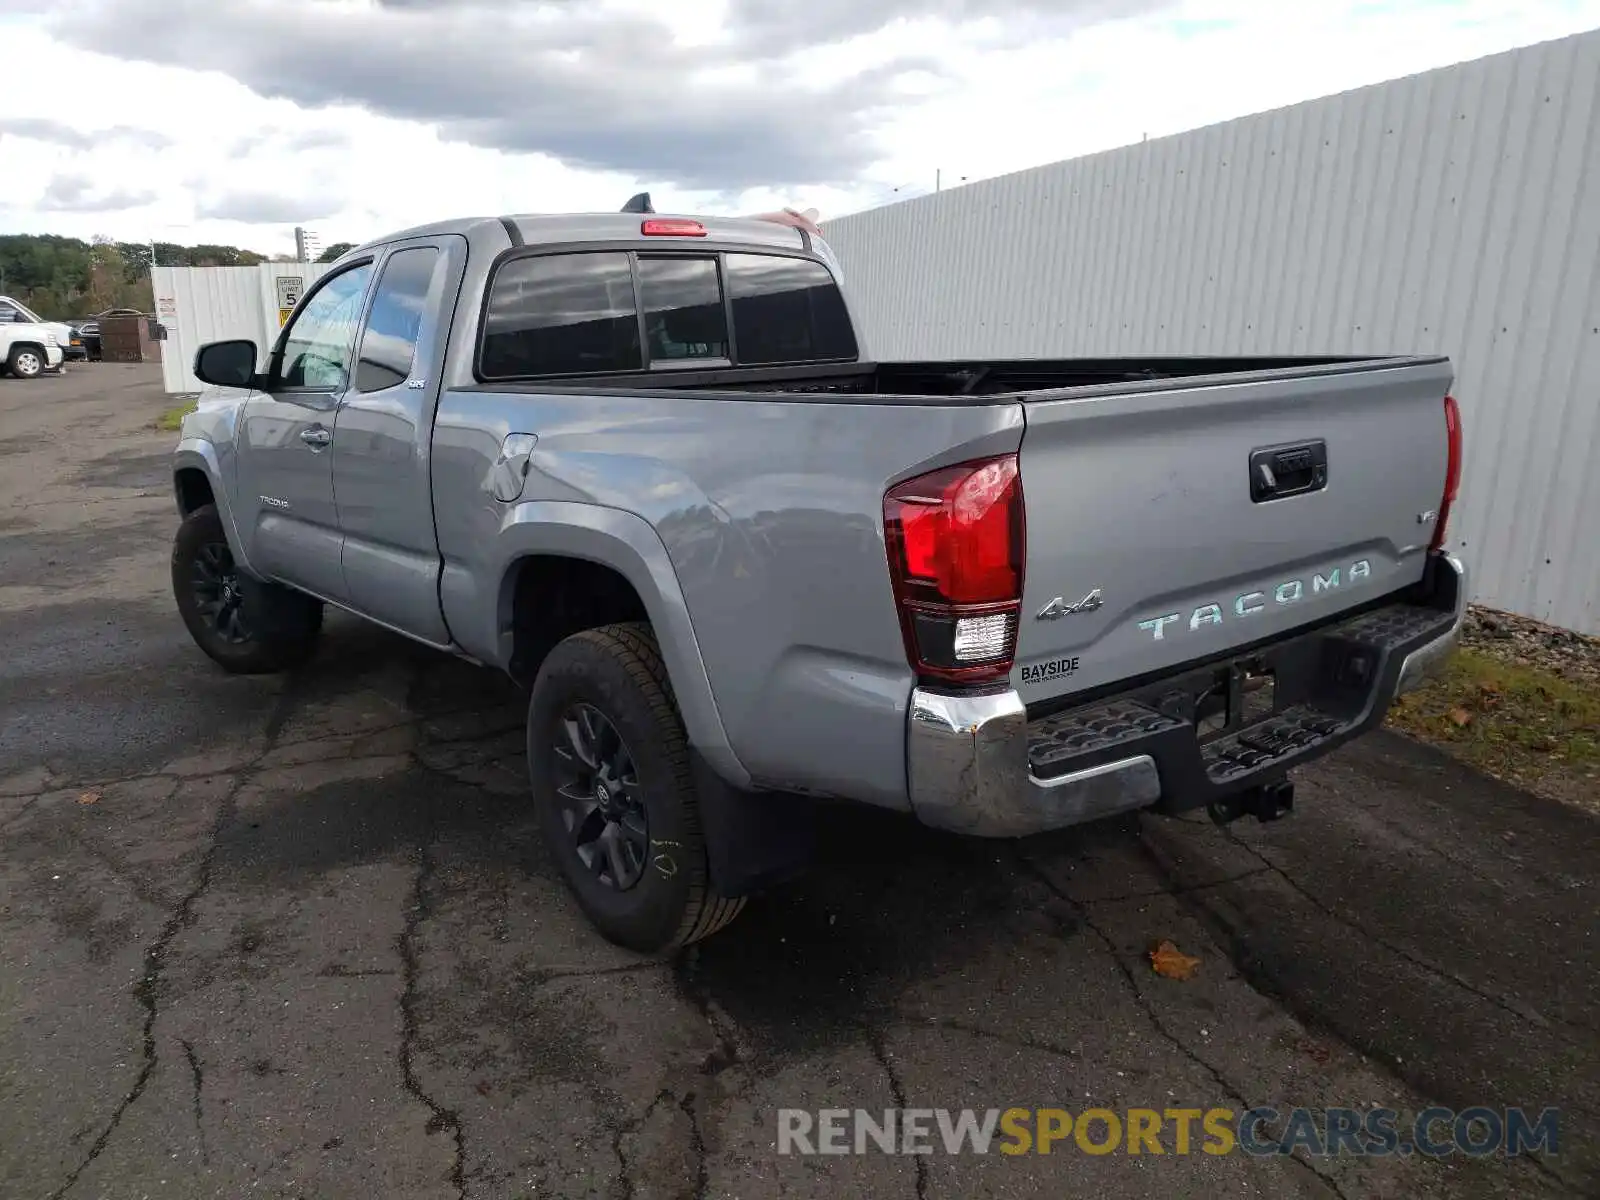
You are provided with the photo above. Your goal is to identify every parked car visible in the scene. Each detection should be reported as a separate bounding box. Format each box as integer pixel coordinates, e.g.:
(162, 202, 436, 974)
(169, 204, 1468, 952)
(0, 295, 74, 374)
(70, 318, 99, 360)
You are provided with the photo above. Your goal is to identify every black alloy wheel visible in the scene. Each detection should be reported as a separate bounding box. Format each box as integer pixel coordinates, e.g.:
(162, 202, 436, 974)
(552, 702, 650, 890)
(527, 623, 746, 952)
(189, 539, 252, 645)
(170, 503, 322, 674)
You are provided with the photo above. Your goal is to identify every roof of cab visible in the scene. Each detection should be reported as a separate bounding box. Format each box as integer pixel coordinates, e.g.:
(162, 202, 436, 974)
(347, 215, 501, 254)
(505, 212, 807, 251)
(347, 211, 808, 261)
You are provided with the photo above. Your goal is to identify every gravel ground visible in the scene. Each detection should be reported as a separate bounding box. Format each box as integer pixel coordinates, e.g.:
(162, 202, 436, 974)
(1388, 606, 1600, 813)
(1459, 607, 1600, 688)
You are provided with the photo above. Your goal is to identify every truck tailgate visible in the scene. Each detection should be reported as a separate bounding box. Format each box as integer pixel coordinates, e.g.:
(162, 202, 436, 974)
(1012, 358, 1455, 703)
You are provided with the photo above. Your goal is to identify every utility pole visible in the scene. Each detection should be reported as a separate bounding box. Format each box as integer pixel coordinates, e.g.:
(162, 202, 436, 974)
(294, 226, 308, 263)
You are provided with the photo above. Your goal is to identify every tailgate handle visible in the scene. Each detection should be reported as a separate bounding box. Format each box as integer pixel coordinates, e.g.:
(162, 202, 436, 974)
(1250, 440, 1327, 503)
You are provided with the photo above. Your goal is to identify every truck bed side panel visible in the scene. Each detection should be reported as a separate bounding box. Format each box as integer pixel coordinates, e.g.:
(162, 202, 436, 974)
(430, 388, 1024, 807)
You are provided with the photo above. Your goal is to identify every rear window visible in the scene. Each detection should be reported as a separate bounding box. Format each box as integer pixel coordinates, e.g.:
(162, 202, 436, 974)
(478, 249, 854, 380)
(638, 257, 729, 362)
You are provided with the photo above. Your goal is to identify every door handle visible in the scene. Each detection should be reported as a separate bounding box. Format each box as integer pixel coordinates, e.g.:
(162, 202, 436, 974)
(1249, 440, 1327, 503)
(300, 426, 332, 449)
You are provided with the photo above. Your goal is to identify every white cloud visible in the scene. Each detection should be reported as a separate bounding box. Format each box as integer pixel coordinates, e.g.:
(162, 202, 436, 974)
(0, 0, 1594, 255)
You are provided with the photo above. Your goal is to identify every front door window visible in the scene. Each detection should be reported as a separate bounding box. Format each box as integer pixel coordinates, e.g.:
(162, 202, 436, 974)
(277, 264, 374, 391)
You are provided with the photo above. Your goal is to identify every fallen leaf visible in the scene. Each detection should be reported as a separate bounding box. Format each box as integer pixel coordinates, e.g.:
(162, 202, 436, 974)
(1148, 940, 1201, 981)
(76, 790, 100, 806)
(1447, 707, 1473, 728)
(1298, 1038, 1333, 1066)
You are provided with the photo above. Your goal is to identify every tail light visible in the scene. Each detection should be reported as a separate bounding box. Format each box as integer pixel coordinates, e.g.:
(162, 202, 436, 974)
(884, 455, 1025, 685)
(1429, 393, 1462, 552)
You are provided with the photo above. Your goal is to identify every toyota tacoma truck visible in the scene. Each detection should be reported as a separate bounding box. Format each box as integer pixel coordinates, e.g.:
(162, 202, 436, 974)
(169, 203, 1468, 952)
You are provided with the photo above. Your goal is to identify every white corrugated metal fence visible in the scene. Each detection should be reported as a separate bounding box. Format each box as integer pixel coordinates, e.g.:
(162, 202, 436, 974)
(824, 28, 1600, 634)
(153, 262, 329, 393)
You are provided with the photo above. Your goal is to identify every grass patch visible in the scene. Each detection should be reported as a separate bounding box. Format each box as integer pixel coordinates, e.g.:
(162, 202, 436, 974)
(1388, 647, 1600, 809)
(155, 400, 196, 431)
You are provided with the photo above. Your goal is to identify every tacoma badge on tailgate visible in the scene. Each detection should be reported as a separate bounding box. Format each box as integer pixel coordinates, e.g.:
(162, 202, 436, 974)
(1136, 559, 1373, 641)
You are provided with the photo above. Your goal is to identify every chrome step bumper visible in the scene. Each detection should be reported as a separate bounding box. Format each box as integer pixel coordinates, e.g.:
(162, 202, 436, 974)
(906, 553, 1468, 838)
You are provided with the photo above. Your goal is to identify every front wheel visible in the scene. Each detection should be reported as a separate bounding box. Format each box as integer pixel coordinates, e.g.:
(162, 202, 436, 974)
(7, 346, 44, 379)
(171, 504, 323, 674)
(528, 623, 744, 953)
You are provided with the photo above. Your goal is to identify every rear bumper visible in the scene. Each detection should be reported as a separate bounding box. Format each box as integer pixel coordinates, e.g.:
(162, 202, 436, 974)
(907, 552, 1468, 837)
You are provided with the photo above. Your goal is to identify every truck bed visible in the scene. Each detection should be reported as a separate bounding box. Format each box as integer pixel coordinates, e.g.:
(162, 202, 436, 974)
(456, 351, 1455, 712)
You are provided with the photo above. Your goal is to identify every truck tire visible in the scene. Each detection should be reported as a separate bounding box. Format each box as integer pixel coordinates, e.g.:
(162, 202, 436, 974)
(171, 504, 323, 674)
(528, 623, 744, 953)
(7, 345, 45, 380)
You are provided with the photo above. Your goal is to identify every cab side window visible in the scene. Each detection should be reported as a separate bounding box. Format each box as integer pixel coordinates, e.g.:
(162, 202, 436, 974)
(480, 252, 641, 379)
(355, 248, 441, 393)
(278, 263, 375, 390)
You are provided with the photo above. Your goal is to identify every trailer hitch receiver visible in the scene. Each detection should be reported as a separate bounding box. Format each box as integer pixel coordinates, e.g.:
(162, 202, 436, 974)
(1208, 778, 1295, 825)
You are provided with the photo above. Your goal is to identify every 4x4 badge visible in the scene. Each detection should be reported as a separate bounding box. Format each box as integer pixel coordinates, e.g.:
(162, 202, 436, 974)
(1037, 588, 1103, 620)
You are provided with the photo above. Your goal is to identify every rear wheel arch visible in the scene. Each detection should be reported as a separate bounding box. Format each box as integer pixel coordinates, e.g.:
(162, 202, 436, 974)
(487, 511, 749, 791)
(504, 554, 650, 685)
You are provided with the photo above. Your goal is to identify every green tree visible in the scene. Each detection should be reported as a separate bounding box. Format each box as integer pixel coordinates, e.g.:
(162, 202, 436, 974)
(0, 233, 272, 318)
(315, 242, 356, 263)
(0, 234, 92, 317)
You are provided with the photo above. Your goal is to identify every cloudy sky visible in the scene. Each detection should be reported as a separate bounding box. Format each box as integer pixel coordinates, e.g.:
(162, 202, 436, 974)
(0, 0, 1595, 256)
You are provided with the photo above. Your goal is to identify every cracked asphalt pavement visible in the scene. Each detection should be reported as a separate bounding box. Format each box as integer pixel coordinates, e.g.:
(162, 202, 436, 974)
(2, 366, 1597, 1199)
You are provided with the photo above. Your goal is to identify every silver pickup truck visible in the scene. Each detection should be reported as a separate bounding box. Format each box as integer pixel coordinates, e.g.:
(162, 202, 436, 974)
(171, 202, 1468, 952)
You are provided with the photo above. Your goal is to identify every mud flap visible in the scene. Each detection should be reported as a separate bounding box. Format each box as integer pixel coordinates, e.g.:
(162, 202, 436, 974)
(689, 752, 816, 898)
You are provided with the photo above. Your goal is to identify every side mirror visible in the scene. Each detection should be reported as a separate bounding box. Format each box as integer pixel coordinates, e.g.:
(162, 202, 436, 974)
(193, 339, 259, 389)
